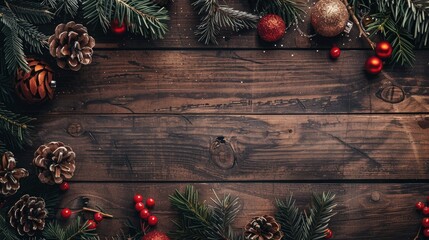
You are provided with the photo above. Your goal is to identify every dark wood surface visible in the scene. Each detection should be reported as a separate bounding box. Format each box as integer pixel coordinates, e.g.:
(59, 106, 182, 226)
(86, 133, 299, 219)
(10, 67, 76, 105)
(17, 0, 429, 239)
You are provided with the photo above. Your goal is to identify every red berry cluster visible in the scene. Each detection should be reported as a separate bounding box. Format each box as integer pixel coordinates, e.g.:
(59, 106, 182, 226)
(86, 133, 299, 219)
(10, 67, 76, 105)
(134, 194, 158, 226)
(416, 199, 429, 237)
(60, 208, 105, 230)
(365, 41, 393, 75)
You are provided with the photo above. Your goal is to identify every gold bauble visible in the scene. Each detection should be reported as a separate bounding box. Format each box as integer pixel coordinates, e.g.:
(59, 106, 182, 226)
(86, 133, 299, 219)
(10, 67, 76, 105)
(311, 0, 349, 37)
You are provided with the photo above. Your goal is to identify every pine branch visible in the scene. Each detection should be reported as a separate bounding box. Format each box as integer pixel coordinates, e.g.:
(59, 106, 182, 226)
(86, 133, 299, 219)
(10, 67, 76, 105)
(192, 0, 258, 44)
(0, 215, 20, 240)
(0, 73, 14, 104)
(0, 103, 34, 151)
(54, 0, 80, 17)
(5, 0, 54, 24)
(83, 0, 169, 39)
(301, 192, 337, 240)
(43, 216, 99, 240)
(210, 190, 241, 240)
(254, 0, 306, 27)
(276, 195, 303, 240)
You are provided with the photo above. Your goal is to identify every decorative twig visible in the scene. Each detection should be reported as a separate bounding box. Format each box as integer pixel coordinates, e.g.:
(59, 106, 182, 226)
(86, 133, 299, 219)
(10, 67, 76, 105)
(81, 207, 114, 218)
(414, 225, 422, 240)
(342, 0, 376, 49)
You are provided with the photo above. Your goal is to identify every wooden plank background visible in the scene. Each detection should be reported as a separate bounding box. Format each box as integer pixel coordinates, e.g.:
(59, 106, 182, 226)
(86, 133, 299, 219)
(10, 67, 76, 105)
(14, 0, 429, 239)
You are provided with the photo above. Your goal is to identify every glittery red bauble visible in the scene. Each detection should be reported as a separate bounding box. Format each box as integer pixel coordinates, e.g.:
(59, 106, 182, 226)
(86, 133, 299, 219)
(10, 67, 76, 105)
(257, 14, 286, 42)
(330, 46, 341, 59)
(142, 230, 170, 240)
(375, 41, 392, 59)
(111, 19, 126, 35)
(365, 56, 383, 74)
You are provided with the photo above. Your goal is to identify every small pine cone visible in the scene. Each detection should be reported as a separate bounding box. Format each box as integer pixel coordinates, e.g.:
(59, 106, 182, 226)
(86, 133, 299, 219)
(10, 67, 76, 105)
(8, 194, 48, 236)
(33, 142, 76, 185)
(244, 215, 284, 240)
(0, 152, 29, 196)
(48, 21, 95, 71)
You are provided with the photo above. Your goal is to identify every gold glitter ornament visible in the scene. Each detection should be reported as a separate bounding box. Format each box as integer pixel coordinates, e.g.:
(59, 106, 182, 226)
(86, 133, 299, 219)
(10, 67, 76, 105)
(311, 0, 349, 37)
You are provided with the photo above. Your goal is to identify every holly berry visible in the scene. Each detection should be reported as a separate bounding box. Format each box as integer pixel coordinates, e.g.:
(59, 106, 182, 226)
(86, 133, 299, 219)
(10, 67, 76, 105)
(111, 19, 127, 35)
(148, 215, 158, 226)
(423, 218, 429, 228)
(86, 219, 97, 229)
(59, 182, 70, 191)
(146, 198, 155, 208)
(325, 228, 333, 239)
(139, 208, 150, 220)
(94, 212, 103, 222)
(375, 41, 393, 59)
(135, 202, 145, 212)
(365, 56, 383, 75)
(424, 228, 429, 237)
(416, 201, 425, 210)
(423, 207, 429, 215)
(134, 194, 144, 203)
(61, 208, 72, 219)
(329, 46, 341, 59)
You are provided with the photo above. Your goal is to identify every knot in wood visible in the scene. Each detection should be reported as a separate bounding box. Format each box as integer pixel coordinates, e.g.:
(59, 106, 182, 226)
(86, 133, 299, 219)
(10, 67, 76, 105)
(67, 123, 83, 137)
(209, 136, 235, 170)
(371, 191, 381, 202)
(376, 84, 405, 104)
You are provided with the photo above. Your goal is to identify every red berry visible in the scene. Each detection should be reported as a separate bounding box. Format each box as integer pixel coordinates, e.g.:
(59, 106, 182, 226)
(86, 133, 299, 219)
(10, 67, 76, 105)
(86, 219, 97, 229)
(423, 218, 429, 228)
(416, 201, 425, 210)
(325, 228, 333, 239)
(423, 207, 429, 215)
(59, 182, 69, 191)
(375, 41, 392, 59)
(111, 19, 127, 35)
(139, 208, 150, 220)
(329, 46, 341, 59)
(365, 56, 383, 75)
(94, 212, 103, 222)
(148, 215, 158, 226)
(135, 202, 145, 212)
(61, 208, 72, 219)
(424, 228, 429, 237)
(134, 194, 144, 203)
(146, 198, 155, 208)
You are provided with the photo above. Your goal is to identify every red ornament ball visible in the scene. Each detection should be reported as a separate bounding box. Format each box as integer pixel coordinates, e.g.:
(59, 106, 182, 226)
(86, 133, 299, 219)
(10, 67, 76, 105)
(148, 215, 158, 226)
(416, 201, 426, 210)
(330, 46, 341, 59)
(111, 19, 127, 35)
(59, 182, 70, 191)
(375, 41, 393, 59)
(365, 56, 383, 75)
(423, 218, 429, 228)
(257, 14, 286, 42)
(140, 208, 151, 220)
(423, 207, 429, 215)
(86, 219, 97, 229)
(61, 208, 72, 219)
(146, 198, 155, 208)
(94, 212, 103, 222)
(135, 202, 145, 212)
(142, 230, 170, 240)
(424, 228, 429, 237)
(134, 194, 144, 203)
(325, 228, 333, 239)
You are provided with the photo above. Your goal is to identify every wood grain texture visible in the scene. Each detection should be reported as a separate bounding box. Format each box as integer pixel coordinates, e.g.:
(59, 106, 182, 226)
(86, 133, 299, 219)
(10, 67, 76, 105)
(92, 0, 371, 49)
(34, 50, 429, 114)
(22, 114, 429, 181)
(59, 182, 426, 239)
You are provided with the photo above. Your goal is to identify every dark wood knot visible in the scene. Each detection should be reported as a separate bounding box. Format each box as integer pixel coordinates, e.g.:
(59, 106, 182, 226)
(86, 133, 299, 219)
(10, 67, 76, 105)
(209, 136, 235, 170)
(67, 123, 83, 137)
(376, 84, 405, 104)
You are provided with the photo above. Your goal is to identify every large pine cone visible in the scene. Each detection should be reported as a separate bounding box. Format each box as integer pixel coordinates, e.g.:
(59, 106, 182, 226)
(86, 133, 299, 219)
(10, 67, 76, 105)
(244, 215, 284, 240)
(0, 152, 29, 196)
(48, 21, 95, 71)
(8, 194, 48, 236)
(33, 142, 76, 185)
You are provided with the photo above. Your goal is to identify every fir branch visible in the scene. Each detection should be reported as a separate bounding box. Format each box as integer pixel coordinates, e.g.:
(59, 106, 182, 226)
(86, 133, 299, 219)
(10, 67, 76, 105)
(82, 0, 113, 33)
(5, 0, 54, 24)
(210, 190, 241, 240)
(301, 192, 337, 240)
(0, 73, 14, 104)
(192, 0, 258, 44)
(54, 0, 80, 17)
(0, 215, 20, 240)
(43, 216, 99, 240)
(254, 0, 306, 27)
(0, 103, 34, 151)
(276, 195, 303, 240)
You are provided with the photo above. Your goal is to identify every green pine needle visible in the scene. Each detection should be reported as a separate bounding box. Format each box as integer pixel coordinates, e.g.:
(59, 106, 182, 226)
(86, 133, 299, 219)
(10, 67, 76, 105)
(0, 215, 19, 240)
(5, 0, 54, 24)
(254, 0, 306, 27)
(192, 0, 259, 44)
(43, 216, 99, 240)
(0, 103, 34, 151)
(276, 195, 303, 240)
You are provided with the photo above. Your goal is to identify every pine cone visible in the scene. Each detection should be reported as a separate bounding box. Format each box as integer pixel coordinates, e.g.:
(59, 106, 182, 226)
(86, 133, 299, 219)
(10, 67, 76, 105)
(48, 21, 95, 71)
(33, 141, 76, 185)
(8, 194, 48, 236)
(244, 215, 284, 240)
(0, 152, 29, 196)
